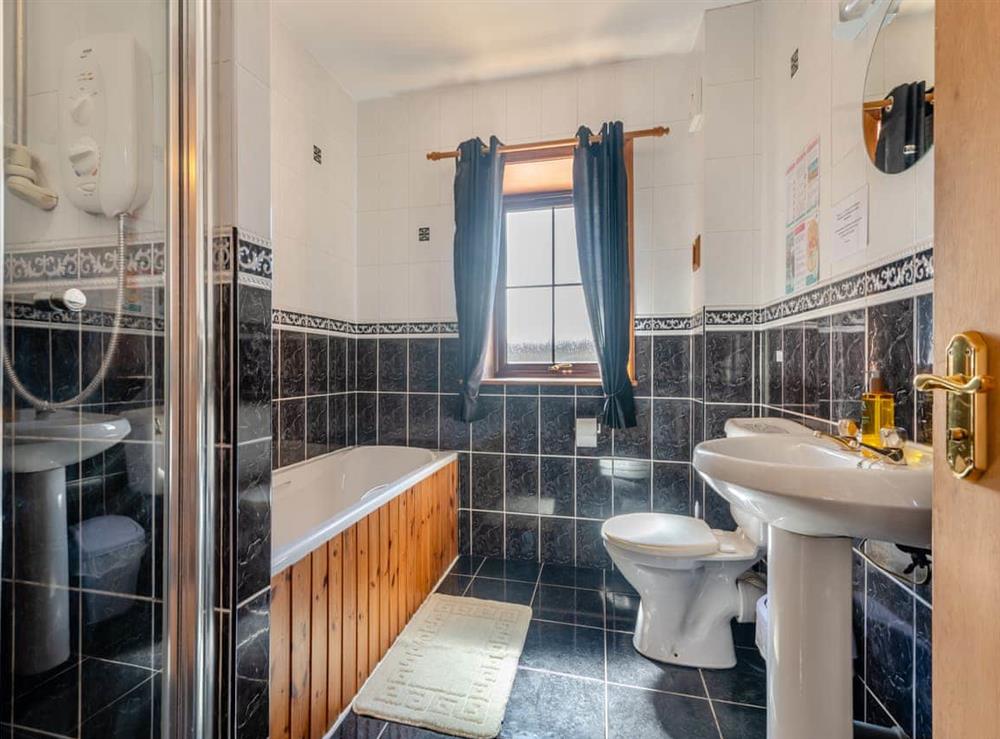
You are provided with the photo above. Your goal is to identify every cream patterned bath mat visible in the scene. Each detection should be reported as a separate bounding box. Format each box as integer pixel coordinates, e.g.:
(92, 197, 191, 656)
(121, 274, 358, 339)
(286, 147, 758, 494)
(353, 593, 532, 738)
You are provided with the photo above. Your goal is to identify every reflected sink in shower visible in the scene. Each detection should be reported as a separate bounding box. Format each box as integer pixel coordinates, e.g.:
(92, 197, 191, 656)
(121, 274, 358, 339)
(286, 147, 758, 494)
(4, 410, 131, 473)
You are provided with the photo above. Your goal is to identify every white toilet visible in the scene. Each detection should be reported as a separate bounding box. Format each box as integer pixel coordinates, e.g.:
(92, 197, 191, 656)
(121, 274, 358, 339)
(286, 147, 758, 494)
(601, 416, 812, 669)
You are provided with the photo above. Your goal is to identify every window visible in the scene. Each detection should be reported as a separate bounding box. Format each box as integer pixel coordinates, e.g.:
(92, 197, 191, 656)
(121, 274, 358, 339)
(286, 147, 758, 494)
(490, 147, 635, 382)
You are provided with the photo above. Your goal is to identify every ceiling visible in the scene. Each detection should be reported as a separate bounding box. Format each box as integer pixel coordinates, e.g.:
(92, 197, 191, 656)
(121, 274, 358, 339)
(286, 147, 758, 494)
(273, 0, 732, 100)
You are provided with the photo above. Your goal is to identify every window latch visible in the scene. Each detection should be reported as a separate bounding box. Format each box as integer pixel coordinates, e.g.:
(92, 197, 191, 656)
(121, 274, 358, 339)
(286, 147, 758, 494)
(548, 363, 574, 374)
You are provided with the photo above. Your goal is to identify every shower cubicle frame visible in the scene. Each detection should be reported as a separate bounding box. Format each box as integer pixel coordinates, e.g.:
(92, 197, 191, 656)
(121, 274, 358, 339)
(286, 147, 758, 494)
(0, 0, 218, 736)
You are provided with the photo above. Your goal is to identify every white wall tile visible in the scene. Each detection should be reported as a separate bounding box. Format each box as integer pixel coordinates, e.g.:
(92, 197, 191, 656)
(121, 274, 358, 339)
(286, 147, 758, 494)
(652, 184, 699, 250)
(236, 65, 271, 238)
(506, 78, 543, 143)
(378, 264, 409, 321)
(704, 2, 756, 85)
(439, 86, 475, 148)
(704, 155, 755, 232)
(652, 248, 693, 314)
(701, 230, 756, 305)
(409, 262, 443, 320)
(473, 84, 507, 140)
(704, 80, 755, 160)
(540, 72, 580, 137)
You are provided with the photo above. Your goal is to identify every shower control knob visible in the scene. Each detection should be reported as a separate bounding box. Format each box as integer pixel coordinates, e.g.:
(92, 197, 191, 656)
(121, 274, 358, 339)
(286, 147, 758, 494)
(61, 288, 87, 312)
(69, 93, 95, 125)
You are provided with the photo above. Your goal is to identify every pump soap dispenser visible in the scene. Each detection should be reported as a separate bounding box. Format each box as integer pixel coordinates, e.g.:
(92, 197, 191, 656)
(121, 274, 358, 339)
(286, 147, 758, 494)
(860, 364, 894, 446)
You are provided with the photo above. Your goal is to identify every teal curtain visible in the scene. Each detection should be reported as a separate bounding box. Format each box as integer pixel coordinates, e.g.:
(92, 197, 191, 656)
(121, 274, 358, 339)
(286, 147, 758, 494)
(572, 122, 636, 429)
(453, 136, 505, 421)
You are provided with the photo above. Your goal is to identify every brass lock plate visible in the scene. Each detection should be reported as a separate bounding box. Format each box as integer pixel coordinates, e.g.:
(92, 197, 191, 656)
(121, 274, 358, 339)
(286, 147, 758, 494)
(943, 332, 988, 478)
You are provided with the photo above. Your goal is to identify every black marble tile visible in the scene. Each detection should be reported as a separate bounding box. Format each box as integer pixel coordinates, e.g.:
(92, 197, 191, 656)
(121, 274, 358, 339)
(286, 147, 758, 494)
(575, 396, 612, 457)
(236, 439, 272, 603)
(471, 511, 504, 558)
(539, 563, 604, 590)
(329, 394, 347, 450)
(606, 568, 638, 596)
(652, 398, 691, 461)
(614, 398, 651, 459)
(612, 459, 651, 515)
(439, 394, 470, 451)
(782, 324, 805, 410)
(914, 600, 931, 739)
(378, 339, 407, 392)
(520, 620, 605, 679)
(539, 517, 575, 565)
(633, 335, 652, 397)
(532, 584, 605, 628)
(868, 298, 915, 437)
(606, 684, 719, 739)
(690, 331, 704, 399)
(329, 711, 386, 739)
(377, 393, 407, 446)
(702, 647, 767, 708)
(539, 456, 574, 517)
(605, 590, 639, 631)
(449, 554, 484, 576)
(472, 453, 503, 511)
(330, 336, 347, 393)
(436, 574, 473, 596)
(705, 404, 751, 441)
(653, 335, 691, 398)
(439, 337, 463, 393)
(356, 393, 377, 445)
(652, 463, 690, 515)
(407, 393, 438, 449)
(804, 317, 831, 418)
(705, 331, 753, 403)
(498, 668, 605, 739)
(914, 293, 934, 445)
(306, 334, 328, 396)
(81, 597, 154, 669)
(477, 558, 541, 582)
(576, 457, 612, 519)
(456, 452, 471, 508)
(763, 328, 783, 408)
(505, 514, 539, 562)
(831, 310, 866, 422)
(279, 330, 305, 398)
(505, 455, 539, 513)
(505, 396, 539, 455)
(306, 396, 329, 458)
(539, 396, 575, 455)
(356, 339, 378, 392)
(80, 674, 156, 739)
(408, 338, 440, 393)
(348, 337, 358, 391)
(606, 630, 705, 696)
(713, 701, 767, 739)
(471, 395, 504, 452)
(104, 331, 153, 404)
(576, 520, 611, 568)
(466, 576, 535, 604)
(78, 658, 154, 729)
(865, 566, 914, 732)
(278, 398, 305, 465)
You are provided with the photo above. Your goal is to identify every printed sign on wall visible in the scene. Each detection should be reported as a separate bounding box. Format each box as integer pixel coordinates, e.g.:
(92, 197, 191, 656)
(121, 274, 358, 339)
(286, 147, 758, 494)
(785, 136, 821, 294)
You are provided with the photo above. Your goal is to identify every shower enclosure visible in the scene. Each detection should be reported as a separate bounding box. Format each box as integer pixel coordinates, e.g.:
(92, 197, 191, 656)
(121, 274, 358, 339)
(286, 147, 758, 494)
(0, 0, 215, 736)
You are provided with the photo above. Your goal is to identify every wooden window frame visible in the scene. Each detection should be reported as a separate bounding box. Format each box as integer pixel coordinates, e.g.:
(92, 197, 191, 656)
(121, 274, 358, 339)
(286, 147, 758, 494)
(488, 142, 636, 384)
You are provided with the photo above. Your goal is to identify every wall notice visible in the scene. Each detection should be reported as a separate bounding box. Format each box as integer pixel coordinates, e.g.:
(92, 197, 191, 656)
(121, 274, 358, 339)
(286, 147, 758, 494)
(785, 137, 821, 294)
(830, 184, 869, 262)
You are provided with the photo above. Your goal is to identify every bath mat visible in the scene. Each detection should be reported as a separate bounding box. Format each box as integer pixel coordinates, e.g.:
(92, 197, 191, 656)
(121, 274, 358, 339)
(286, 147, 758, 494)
(353, 593, 532, 738)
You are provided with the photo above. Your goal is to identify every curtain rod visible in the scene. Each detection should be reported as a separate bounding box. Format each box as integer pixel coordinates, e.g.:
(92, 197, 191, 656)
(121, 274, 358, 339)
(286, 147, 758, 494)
(425, 125, 670, 161)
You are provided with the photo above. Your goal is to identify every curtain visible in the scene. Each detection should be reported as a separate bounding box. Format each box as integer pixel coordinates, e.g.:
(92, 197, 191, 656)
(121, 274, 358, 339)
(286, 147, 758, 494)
(572, 122, 636, 429)
(453, 136, 506, 421)
(875, 81, 933, 173)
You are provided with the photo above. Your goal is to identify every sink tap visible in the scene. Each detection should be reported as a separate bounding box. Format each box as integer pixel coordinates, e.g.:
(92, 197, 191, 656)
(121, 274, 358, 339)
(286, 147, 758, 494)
(813, 419, 908, 465)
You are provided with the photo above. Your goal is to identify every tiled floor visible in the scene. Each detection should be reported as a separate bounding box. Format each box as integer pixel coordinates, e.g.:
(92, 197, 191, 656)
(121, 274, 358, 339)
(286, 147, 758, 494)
(332, 556, 767, 739)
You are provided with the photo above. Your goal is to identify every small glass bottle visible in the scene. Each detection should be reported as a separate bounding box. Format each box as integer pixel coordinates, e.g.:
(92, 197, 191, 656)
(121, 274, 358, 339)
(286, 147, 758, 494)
(860, 365, 894, 446)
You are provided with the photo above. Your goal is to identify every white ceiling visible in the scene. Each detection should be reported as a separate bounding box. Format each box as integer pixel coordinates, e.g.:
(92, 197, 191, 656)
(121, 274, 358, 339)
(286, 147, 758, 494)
(273, 0, 732, 100)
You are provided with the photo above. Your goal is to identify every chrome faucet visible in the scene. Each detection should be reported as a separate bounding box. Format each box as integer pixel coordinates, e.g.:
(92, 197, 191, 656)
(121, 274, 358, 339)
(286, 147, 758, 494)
(812, 419, 909, 465)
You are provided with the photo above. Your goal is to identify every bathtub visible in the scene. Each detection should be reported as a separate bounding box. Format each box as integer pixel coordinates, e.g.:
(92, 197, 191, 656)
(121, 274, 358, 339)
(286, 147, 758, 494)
(271, 445, 457, 574)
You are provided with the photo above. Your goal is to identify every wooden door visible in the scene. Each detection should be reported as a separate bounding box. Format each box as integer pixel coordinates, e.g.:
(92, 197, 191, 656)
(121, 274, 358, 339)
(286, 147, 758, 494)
(933, 2, 1000, 735)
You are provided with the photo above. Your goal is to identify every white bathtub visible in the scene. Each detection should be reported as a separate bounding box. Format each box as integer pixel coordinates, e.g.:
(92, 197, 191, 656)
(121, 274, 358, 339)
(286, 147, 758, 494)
(271, 446, 458, 574)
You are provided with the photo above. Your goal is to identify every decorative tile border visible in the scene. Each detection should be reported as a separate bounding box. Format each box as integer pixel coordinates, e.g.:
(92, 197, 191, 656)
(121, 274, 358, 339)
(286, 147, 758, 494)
(4, 300, 164, 332)
(4, 240, 166, 291)
(634, 314, 698, 333)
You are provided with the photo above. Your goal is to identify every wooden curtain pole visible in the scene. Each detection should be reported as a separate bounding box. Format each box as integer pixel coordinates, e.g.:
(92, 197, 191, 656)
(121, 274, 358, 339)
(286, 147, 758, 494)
(862, 91, 935, 112)
(425, 125, 670, 161)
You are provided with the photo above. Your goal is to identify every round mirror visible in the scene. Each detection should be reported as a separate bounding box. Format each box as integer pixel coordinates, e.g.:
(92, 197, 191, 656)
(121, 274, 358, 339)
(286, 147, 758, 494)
(862, 0, 935, 174)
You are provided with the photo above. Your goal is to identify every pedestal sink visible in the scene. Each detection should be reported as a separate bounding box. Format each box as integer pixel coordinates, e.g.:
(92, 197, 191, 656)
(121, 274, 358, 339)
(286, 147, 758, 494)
(693, 433, 932, 739)
(3, 410, 131, 674)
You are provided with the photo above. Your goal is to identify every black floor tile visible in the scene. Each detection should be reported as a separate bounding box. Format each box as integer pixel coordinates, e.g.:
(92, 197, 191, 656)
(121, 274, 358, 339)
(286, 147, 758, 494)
(520, 621, 605, 680)
(435, 574, 472, 597)
(606, 591, 639, 632)
(605, 630, 705, 698)
(500, 669, 605, 739)
(701, 647, 767, 708)
(606, 685, 720, 739)
(538, 563, 605, 591)
(331, 711, 387, 738)
(731, 620, 756, 649)
(381, 719, 455, 738)
(466, 577, 535, 605)
(532, 584, 605, 628)
(80, 676, 155, 739)
(713, 701, 767, 739)
(449, 555, 484, 576)
(477, 558, 542, 583)
(605, 568, 638, 596)
(81, 658, 156, 723)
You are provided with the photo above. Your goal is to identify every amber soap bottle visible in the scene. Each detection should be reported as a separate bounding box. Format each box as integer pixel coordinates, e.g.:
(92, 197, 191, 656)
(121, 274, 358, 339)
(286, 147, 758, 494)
(860, 365, 894, 446)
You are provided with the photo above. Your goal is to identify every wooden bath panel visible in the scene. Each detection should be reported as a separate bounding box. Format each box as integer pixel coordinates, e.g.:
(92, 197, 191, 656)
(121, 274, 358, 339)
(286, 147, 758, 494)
(269, 460, 459, 739)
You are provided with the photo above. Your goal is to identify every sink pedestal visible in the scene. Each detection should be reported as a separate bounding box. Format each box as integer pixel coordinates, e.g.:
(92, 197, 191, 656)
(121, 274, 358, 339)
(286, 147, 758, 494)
(767, 527, 853, 739)
(13, 467, 72, 675)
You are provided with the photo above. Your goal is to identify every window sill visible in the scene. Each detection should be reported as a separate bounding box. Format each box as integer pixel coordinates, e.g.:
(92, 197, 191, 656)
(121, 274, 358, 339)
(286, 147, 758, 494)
(482, 376, 603, 387)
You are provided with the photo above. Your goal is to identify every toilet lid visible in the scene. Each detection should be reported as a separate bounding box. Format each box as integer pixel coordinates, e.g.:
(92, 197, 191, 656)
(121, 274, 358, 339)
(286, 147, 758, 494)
(602, 513, 719, 557)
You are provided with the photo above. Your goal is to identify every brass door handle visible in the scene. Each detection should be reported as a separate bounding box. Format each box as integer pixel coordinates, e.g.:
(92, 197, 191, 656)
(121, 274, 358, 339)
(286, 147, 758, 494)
(913, 373, 994, 394)
(913, 332, 991, 479)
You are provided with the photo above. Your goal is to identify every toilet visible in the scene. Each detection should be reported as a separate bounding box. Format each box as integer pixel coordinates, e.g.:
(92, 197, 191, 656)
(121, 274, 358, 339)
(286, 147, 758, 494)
(601, 417, 812, 669)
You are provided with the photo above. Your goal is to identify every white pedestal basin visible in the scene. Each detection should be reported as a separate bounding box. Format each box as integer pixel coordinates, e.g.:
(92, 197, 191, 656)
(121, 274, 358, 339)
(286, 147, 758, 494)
(3, 410, 131, 674)
(693, 433, 931, 739)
